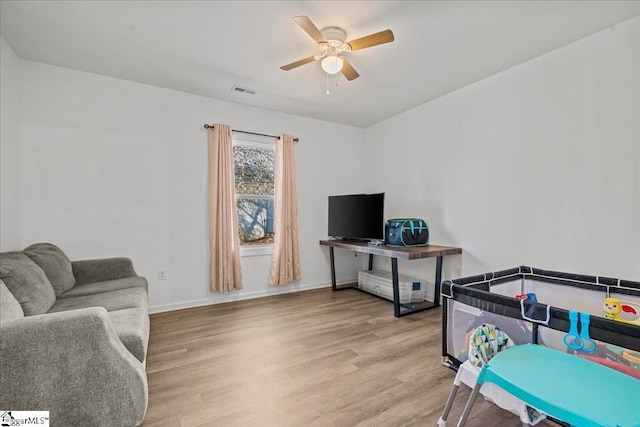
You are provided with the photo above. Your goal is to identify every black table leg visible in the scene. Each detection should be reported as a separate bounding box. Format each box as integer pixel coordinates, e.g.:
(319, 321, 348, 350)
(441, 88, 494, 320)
(330, 247, 357, 291)
(394, 255, 444, 317)
(434, 255, 443, 307)
(330, 247, 337, 291)
(323, 243, 451, 316)
(392, 257, 401, 317)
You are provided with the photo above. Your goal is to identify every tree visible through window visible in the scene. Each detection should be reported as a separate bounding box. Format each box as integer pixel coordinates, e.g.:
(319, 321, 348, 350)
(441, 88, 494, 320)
(233, 141, 275, 246)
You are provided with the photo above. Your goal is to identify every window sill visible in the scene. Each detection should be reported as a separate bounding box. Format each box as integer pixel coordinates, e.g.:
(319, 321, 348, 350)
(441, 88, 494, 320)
(240, 245, 273, 257)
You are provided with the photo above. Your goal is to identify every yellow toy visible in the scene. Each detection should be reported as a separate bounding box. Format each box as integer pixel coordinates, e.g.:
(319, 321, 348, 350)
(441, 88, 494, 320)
(603, 297, 621, 319)
(603, 297, 640, 326)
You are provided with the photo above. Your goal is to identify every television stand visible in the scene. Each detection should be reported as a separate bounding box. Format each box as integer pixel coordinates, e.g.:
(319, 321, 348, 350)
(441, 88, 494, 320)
(319, 240, 462, 318)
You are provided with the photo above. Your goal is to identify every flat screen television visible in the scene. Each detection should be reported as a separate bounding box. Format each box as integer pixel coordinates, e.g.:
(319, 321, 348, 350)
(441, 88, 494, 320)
(328, 193, 385, 241)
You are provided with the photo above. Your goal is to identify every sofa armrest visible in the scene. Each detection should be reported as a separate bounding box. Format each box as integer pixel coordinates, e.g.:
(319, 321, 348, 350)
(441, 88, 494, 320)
(72, 257, 138, 285)
(0, 308, 148, 426)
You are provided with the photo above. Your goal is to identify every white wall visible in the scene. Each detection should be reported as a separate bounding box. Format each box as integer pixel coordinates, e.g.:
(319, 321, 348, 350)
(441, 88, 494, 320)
(10, 15, 640, 314)
(364, 17, 640, 283)
(18, 61, 364, 311)
(0, 37, 21, 251)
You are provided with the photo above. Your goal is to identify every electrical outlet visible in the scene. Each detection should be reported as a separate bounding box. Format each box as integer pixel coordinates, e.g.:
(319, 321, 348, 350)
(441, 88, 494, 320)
(158, 269, 167, 281)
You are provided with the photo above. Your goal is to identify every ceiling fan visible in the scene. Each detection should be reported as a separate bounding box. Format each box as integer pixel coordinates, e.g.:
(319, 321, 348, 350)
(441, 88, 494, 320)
(280, 16, 395, 81)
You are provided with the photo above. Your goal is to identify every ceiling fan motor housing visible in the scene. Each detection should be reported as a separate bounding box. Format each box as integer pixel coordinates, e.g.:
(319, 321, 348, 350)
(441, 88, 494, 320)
(320, 27, 352, 55)
(321, 27, 347, 43)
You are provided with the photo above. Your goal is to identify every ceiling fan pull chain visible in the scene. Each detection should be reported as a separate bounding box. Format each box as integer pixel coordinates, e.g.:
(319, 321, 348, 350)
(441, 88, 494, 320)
(326, 72, 330, 95)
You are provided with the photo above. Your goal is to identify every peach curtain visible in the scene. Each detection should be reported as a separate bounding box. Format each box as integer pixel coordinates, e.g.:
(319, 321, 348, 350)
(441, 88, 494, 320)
(269, 134, 301, 285)
(208, 123, 243, 292)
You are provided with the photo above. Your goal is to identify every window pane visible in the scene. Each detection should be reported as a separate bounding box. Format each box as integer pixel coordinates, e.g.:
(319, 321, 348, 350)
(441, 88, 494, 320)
(237, 197, 275, 246)
(233, 145, 274, 196)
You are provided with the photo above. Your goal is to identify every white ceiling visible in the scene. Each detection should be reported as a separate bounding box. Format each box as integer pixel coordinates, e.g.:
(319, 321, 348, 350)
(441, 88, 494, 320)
(2, 1, 639, 128)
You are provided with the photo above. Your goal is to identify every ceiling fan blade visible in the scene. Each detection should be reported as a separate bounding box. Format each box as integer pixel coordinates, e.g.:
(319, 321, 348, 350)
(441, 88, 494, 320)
(293, 16, 327, 44)
(280, 56, 317, 71)
(340, 58, 359, 81)
(347, 29, 394, 51)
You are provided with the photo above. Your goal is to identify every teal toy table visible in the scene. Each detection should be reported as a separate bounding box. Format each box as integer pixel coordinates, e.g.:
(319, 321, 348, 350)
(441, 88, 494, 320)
(458, 344, 640, 427)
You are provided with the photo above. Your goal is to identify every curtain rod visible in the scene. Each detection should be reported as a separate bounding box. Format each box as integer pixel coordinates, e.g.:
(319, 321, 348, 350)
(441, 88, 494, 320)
(203, 124, 299, 142)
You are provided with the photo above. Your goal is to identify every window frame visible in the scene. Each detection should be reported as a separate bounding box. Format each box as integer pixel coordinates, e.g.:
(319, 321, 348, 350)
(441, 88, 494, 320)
(232, 138, 275, 257)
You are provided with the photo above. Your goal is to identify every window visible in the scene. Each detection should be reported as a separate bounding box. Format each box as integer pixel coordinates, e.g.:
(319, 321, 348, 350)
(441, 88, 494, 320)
(233, 140, 275, 255)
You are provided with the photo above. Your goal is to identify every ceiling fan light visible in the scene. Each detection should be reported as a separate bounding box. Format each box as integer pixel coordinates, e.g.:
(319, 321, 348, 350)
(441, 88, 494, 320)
(321, 56, 344, 74)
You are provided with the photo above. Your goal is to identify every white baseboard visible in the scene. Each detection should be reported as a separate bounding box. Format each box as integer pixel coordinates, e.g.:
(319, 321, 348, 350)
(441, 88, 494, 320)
(148, 278, 357, 314)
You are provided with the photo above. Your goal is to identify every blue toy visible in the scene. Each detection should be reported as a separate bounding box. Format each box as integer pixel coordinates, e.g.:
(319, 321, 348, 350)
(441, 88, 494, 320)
(563, 311, 595, 353)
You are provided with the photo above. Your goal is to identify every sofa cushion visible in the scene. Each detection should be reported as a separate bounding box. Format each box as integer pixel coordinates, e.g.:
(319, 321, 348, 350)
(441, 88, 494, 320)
(23, 243, 75, 296)
(0, 279, 25, 324)
(0, 252, 56, 315)
(47, 287, 147, 313)
(72, 257, 138, 286)
(58, 277, 148, 299)
(108, 308, 150, 363)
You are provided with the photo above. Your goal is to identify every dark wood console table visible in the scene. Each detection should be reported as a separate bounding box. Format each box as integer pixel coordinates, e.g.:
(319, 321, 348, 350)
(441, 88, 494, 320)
(319, 240, 462, 317)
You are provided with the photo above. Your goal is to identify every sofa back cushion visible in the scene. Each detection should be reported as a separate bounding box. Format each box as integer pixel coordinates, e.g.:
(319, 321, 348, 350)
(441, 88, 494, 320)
(0, 252, 56, 315)
(0, 279, 25, 324)
(24, 243, 76, 296)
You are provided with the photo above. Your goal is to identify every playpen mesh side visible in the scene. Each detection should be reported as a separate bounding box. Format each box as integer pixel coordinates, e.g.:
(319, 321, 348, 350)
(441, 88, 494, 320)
(443, 268, 640, 378)
(491, 278, 640, 320)
(446, 277, 535, 365)
(493, 278, 640, 351)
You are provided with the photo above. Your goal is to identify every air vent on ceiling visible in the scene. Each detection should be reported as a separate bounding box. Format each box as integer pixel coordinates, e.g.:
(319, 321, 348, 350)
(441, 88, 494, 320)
(231, 85, 256, 95)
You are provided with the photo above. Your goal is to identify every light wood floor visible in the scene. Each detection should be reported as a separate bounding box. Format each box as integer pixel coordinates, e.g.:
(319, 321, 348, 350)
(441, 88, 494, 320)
(143, 288, 550, 427)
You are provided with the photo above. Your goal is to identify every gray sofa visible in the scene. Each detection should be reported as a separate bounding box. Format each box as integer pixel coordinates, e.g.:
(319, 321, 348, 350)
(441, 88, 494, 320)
(0, 243, 149, 426)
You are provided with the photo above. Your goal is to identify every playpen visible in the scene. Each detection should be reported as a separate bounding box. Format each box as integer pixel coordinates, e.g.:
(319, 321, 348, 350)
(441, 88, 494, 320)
(442, 266, 640, 379)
